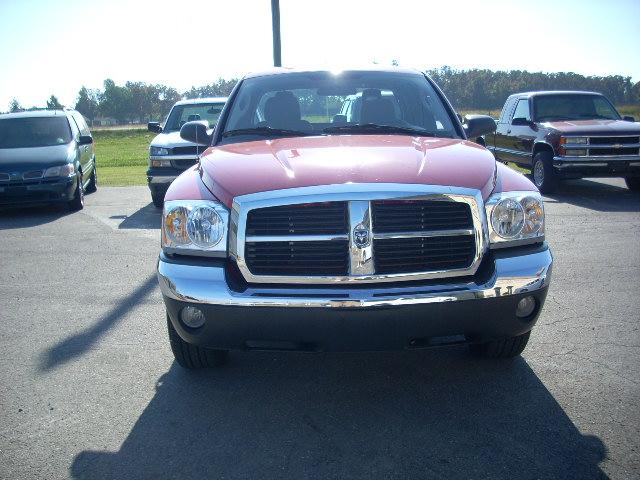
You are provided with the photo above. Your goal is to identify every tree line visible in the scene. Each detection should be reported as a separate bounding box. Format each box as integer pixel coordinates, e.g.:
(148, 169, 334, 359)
(6, 68, 640, 122)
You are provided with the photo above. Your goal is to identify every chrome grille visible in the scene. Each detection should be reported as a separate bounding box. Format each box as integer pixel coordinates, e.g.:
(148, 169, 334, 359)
(231, 184, 486, 285)
(23, 170, 44, 180)
(171, 158, 198, 170)
(587, 135, 640, 157)
(0, 173, 9, 183)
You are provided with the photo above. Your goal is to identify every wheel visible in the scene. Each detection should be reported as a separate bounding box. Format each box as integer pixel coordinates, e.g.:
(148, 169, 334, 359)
(151, 189, 165, 209)
(625, 177, 640, 191)
(68, 173, 84, 211)
(166, 314, 228, 369)
(86, 163, 97, 193)
(532, 151, 558, 194)
(470, 331, 531, 359)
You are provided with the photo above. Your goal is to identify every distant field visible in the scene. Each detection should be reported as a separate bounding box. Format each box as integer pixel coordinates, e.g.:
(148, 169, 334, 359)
(94, 129, 154, 186)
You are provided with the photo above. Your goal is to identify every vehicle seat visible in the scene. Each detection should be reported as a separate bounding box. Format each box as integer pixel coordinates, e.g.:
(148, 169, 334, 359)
(361, 93, 397, 125)
(187, 114, 201, 122)
(264, 91, 308, 131)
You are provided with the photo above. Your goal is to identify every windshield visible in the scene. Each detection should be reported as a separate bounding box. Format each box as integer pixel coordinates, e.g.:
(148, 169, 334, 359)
(164, 103, 225, 131)
(534, 95, 620, 122)
(219, 71, 458, 144)
(0, 116, 72, 149)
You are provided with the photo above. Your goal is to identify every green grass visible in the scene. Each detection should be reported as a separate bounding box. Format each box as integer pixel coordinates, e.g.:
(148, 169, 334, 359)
(93, 129, 154, 186)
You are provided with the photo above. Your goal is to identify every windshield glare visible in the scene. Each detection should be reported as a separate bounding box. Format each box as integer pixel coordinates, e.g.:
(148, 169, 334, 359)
(220, 71, 458, 143)
(164, 103, 225, 131)
(0, 117, 72, 149)
(534, 95, 620, 122)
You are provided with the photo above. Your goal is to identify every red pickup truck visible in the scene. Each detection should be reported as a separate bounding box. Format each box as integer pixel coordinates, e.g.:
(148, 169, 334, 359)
(156, 68, 553, 369)
(484, 91, 640, 193)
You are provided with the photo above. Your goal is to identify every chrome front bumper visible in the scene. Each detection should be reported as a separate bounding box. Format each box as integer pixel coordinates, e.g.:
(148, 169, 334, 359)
(158, 246, 552, 309)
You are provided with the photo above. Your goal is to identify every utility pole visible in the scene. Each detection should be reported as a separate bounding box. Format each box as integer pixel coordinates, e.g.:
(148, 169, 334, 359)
(271, 0, 281, 67)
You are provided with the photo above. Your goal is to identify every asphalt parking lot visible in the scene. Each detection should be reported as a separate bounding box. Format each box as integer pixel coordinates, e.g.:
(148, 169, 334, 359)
(1, 179, 639, 479)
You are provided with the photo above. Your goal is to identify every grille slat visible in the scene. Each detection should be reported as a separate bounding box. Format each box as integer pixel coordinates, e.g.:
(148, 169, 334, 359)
(372, 200, 473, 233)
(374, 235, 476, 274)
(245, 240, 349, 276)
(246, 203, 348, 236)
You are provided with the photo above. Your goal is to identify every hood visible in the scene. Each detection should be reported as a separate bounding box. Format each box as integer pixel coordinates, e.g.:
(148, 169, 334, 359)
(198, 135, 497, 208)
(0, 144, 74, 172)
(150, 130, 200, 148)
(542, 119, 640, 135)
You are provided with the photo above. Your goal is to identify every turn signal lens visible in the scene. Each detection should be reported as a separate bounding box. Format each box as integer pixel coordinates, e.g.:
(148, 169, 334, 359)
(164, 206, 190, 245)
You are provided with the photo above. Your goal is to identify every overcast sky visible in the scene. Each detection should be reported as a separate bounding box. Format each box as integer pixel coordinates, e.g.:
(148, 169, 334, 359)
(1, 0, 639, 109)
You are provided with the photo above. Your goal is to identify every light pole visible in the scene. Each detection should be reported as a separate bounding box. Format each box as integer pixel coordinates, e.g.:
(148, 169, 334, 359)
(271, 0, 281, 67)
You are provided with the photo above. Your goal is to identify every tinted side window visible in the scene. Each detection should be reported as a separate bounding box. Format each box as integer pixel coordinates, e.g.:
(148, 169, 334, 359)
(499, 97, 516, 124)
(71, 113, 90, 135)
(512, 99, 531, 122)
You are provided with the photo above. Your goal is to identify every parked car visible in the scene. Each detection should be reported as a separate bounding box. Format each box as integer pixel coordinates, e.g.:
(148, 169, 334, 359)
(0, 109, 97, 210)
(484, 91, 640, 193)
(146, 97, 227, 207)
(157, 68, 552, 369)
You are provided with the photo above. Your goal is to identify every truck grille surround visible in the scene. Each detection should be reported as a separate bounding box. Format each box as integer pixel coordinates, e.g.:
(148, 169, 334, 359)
(232, 185, 486, 285)
(585, 136, 640, 157)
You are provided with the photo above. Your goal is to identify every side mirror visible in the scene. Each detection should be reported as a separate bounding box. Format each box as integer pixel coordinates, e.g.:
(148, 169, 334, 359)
(623, 116, 636, 122)
(511, 117, 532, 127)
(463, 115, 496, 138)
(180, 121, 212, 146)
(148, 122, 162, 133)
(78, 135, 93, 145)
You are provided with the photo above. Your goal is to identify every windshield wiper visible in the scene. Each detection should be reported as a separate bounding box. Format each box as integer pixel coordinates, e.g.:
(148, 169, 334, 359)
(323, 123, 446, 137)
(221, 127, 310, 138)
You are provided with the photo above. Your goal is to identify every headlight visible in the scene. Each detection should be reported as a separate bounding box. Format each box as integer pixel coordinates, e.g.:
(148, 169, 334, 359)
(150, 146, 171, 156)
(44, 164, 75, 177)
(150, 159, 172, 167)
(162, 200, 228, 256)
(561, 136, 588, 145)
(486, 192, 544, 248)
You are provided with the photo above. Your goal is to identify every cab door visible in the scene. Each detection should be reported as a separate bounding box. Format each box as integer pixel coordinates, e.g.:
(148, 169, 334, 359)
(509, 98, 536, 167)
(71, 113, 94, 183)
(492, 97, 517, 162)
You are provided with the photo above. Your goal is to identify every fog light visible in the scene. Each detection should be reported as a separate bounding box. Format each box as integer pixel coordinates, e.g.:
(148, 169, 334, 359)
(516, 296, 536, 318)
(180, 306, 205, 328)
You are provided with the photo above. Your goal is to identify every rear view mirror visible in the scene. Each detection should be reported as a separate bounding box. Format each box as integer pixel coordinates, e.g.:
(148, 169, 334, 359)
(180, 121, 212, 146)
(78, 135, 93, 145)
(511, 117, 532, 126)
(463, 115, 496, 138)
(623, 116, 636, 122)
(148, 122, 162, 133)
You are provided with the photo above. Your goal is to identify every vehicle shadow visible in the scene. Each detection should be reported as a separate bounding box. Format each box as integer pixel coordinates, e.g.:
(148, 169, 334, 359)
(112, 203, 162, 229)
(70, 349, 608, 479)
(0, 203, 72, 230)
(537, 178, 640, 212)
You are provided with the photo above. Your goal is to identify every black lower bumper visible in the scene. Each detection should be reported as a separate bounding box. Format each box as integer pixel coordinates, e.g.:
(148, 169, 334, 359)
(0, 177, 76, 207)
(164, 287, 549, 352)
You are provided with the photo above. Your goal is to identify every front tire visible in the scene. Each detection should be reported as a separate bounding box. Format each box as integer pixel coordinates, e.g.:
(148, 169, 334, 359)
(151, 189, 165, 209)
(625, 177, 640, 192)
(68, 173, 84, 211)
(470, 331, 531, 359)
(167, 314, 228, 369)
(532, 151, 558, 194)
(86, 163, 97, 193)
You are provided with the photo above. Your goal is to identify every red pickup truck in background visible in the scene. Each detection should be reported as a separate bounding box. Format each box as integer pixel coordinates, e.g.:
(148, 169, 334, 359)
(484, 91, 640, 193)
